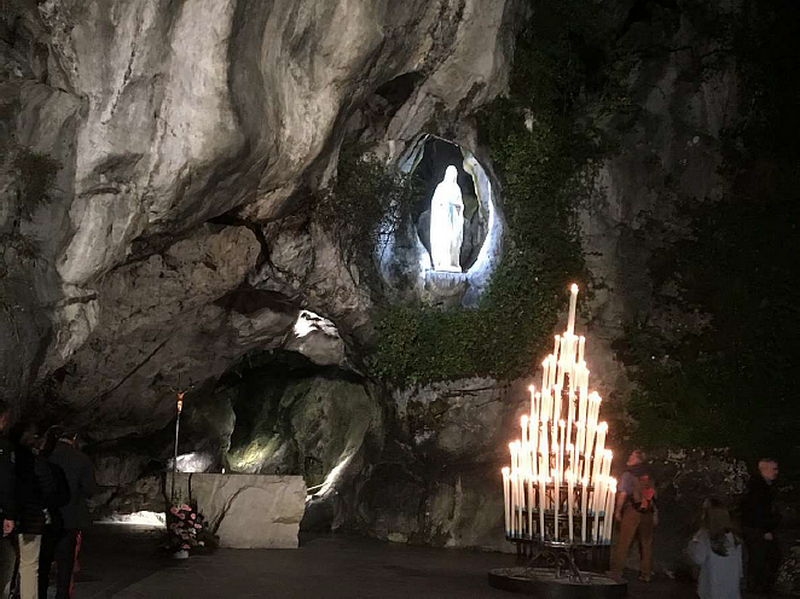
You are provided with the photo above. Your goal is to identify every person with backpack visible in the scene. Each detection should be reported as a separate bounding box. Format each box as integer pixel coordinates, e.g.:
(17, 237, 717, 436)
(39, 429, 95, 599)
(610, 449, 658, 582)
(688, 496, 743, 599)
(12, 422, 68, 599)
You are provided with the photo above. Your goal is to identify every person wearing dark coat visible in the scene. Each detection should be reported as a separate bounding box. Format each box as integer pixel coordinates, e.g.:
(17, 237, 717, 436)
(741, 458, 781, 595)
(39, 431, 96, 599)
(0, 400, 16, 599)
(14, 423, 59, 599)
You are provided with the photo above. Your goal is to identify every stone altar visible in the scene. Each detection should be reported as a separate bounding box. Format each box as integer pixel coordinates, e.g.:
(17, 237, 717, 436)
(168, 473, 306, 548)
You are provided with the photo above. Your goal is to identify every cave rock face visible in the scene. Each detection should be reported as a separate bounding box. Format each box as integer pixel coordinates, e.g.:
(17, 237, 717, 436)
(0, 0, 516, 432)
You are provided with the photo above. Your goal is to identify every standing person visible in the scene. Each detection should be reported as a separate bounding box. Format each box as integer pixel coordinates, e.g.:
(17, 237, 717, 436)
(688, 497, 743, 599)
(39, 430, 96, 599)
(13, 423, 63, 599)
(0, 401, 16, 599)
(610, 449, 658, 582)
(741, 458, 781, 595)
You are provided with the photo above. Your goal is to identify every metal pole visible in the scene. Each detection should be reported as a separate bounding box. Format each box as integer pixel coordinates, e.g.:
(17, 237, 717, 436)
(171, 394, 184, 504)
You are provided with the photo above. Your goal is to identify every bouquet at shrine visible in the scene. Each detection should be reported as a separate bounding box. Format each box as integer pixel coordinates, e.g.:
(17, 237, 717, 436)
(166, 503, 218, 554)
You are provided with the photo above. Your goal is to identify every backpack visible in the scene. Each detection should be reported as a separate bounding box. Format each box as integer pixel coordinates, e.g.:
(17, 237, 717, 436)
(631, 472, 656, 513)
(44, 461, 71, 510)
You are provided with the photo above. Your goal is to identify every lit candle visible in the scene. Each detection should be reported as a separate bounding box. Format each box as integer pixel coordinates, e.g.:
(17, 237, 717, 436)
(541, 358, 550, 393)
(593, 475, 604, 542)
(603, 478, 617, 543)
(567, 283, 578, 334)
(502, 467, 510, 536)
(559, 420, 566, 478)
(548, 355, 557, 388)
(578, 335, 586, 364)
(553, 334, 561, 360)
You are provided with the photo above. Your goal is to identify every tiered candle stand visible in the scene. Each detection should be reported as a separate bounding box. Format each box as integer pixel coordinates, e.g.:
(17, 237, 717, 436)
(488, 503, 627, 596)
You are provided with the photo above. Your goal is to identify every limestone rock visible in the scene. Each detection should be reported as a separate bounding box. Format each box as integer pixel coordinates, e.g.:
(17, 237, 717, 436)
(170, 473, 306, 549)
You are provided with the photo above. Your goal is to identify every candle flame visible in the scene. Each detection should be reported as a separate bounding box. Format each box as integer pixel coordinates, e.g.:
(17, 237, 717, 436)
(571, 283, 578, 292)
(502, 467, 510, 475)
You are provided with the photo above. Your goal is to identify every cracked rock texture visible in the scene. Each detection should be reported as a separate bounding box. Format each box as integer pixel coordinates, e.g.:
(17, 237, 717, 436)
(170, 473, 306, 548)
(0, 0, 516, 431)
(0, 0, 771, 553)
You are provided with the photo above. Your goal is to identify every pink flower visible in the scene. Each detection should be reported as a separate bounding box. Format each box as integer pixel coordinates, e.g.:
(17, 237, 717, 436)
(169, 507, 179, 515)
(194, 523, 201, 529)
(190, 513, 196, 520)
(178, 513, 185, 520)
(181, 543, 190, 549)
(180, 504, 191, 511)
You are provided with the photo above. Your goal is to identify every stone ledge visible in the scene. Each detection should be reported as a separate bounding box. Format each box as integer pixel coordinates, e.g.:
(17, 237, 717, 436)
(168, 473, 306, 549)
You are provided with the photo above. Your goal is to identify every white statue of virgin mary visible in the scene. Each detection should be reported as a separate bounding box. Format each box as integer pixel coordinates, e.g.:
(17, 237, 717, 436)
(429, 165, 464, 272)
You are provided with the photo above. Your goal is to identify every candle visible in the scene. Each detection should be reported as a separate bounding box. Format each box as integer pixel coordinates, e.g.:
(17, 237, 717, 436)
(567, 471, 575, 542)
(558, 420, 566, 477)
(567, 283, 578, 334)
(554, 469, 560, 540)
(502, 467, 510, 535)
(603, 478, 617, 543)
(548, 355, 557, 389)
(592, 475, 604, 542)
(578, 335, 586, 364)
(541, 358, 550, 392)
(553, 334, 560, 359)
(581, 476, 588, 543)
(528, 472, 534, 539)
(517, 474, 525, 537)
(538, 474, 546, 540)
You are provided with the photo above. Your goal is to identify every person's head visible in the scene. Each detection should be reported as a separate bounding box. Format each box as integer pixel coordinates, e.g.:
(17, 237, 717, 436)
(18, 422, 43, 451)
(0, 400, 10, 432)
(626, 449, 646, 467)
(702, 496, 739, 553)
(758, 458, 779, 483)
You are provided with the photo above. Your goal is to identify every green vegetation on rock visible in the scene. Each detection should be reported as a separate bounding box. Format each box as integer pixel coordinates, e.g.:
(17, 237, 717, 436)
(613, 1, 800, 466)
(370, 0, 631, 385)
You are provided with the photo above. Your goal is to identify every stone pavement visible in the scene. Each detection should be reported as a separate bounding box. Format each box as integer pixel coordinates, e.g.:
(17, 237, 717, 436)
(70, 524, 792, 598)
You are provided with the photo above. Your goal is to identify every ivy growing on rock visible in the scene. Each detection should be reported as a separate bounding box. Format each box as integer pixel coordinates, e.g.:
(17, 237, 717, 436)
(315, 145, 418, 293)
(370, 0, 631, 385)
(615, 0, 800, 468)
(0, 145, 59, 266)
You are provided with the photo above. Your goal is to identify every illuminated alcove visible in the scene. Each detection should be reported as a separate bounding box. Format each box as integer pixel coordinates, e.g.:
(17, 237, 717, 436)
(379, 135, 503, 307)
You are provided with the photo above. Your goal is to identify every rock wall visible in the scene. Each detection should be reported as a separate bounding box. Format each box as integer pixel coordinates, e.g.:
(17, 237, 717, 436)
(0, 0, 517, 433)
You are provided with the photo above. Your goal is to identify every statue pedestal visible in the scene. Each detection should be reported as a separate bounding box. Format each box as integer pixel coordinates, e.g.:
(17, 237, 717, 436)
(167, 473, 306, 548)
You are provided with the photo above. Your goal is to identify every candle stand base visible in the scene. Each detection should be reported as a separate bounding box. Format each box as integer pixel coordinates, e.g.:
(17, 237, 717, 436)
(488, 541, 627, 597)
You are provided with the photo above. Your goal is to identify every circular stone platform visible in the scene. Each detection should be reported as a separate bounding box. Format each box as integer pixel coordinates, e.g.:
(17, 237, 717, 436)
(488, 567, 627, 598)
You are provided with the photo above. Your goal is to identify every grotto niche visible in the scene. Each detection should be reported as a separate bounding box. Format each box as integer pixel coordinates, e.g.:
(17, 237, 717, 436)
(379, 135, 503, 308)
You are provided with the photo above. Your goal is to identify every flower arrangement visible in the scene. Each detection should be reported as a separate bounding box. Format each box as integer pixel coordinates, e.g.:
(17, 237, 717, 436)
(166, 503, 218, 556)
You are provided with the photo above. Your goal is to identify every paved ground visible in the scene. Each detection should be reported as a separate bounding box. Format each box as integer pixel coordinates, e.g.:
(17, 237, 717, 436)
(69, 524, 791, 598)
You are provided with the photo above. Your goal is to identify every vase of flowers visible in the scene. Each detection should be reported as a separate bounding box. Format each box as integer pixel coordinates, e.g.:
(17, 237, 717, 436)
(166, 503, 218, 558)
